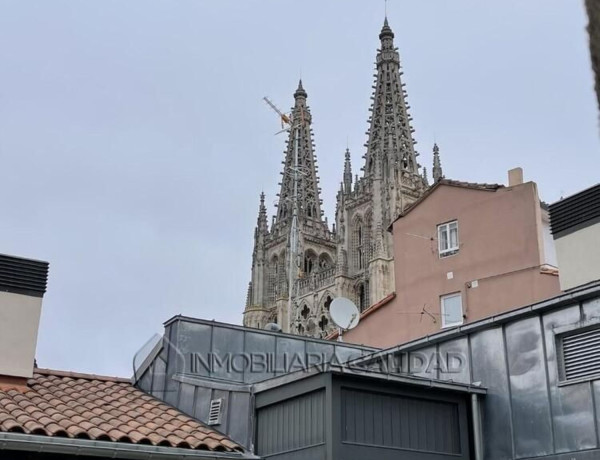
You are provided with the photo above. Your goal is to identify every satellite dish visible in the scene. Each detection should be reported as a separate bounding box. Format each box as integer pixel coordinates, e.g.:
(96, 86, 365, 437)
(264, 323, 282, 332)
(330, 297, 360, 331)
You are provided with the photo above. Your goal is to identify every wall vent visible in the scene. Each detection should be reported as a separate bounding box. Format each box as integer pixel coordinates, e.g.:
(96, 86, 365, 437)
(559, 326, 600, 381)
(207, 398, 223, 425)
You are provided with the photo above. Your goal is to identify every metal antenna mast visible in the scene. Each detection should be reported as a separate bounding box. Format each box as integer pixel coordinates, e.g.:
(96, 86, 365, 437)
(263, 96, 302, 333)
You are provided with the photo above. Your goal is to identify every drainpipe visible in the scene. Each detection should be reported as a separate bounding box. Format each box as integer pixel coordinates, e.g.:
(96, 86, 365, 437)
(471, 393, 483, 460)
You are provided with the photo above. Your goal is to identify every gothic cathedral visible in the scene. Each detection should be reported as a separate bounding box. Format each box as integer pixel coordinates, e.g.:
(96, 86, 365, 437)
(244, 19, 443, 338)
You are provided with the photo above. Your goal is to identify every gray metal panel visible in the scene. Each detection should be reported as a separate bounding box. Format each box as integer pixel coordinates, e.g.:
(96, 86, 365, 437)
(193, 386, 213, 421)
(505, 316, 553, 458)
(212, 326, 245, 382)
(256, 390, 326, 458)
(543, 305, 597, 453)
(164, 321, 181, 406)
(228, 391, 252, 450)
(259, 445, 326, 460)
(244, 331, 276, 383)
(408, 345, 438, 379)
(470, 327, 513, 460)
(593, 381, 600, 446)
(519, 449, 600, 460)
(137, 366, 153, 394)
(177, 382, 196, 417)
(275, 337, 307, 375)
(333, 345, 366, 364)
(163, 318, 376, 385)
(340, 387, 461, 454)
(244, 331, 277, 383)
(583, 297, 600, 320)
(438, 337, 470, 383)
(150, 357, 167, 400)
(176, 320, 212, 377)
(212, 389, 230, 434)
(306, 341, 334, 366)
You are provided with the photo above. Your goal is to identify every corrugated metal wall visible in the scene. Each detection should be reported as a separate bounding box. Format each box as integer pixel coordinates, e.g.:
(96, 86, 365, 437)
(340, 388, 460, 454)
(382, 296, 600, 460)
(256, 390, 326, 460)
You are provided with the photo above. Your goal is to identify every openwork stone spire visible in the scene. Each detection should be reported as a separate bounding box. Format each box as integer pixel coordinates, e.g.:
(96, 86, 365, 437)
(256, 192, 268, 234)
(432, 143, 443, 182)
(364, 18, 420, 178)
(273, 81, 326, 232)
(343, 148, 353, 194)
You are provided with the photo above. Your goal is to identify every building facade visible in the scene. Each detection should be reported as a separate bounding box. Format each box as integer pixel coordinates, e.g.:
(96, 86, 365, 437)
(341, 172, 562, 347)
(243, 19, 429, 336)
(549, 183, 600, 291)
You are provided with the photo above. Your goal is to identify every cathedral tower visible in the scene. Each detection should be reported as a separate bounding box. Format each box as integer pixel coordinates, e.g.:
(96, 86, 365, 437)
(244, 19, 428, 337)
(334, 18, 427, 312)
(244, 81, 336, 334)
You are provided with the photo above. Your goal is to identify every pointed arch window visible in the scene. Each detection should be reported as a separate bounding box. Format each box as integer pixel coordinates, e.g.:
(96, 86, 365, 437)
(353, 218, 365, 270)
(357, 281, 370, 312)
(303, 250, 317, 275)
(319, 254, 333, 271)
(269, 256, 279, 301)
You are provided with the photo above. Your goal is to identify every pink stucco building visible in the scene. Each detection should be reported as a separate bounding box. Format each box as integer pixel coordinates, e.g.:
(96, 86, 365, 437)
(340, 170, 561, 348)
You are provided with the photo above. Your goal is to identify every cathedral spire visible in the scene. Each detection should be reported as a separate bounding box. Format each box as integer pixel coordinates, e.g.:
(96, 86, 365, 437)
(380, 17, 394, 40)
(432, 143, 443, 182)
(423, 167, 429, 186)
(364, 18, 421, 179)
(256, 191, 268, 234)
(273, 82, 326, 232)
(294, 79, 307, 99)
(343, 148, 353, 194)
(361, 17, 426, 228)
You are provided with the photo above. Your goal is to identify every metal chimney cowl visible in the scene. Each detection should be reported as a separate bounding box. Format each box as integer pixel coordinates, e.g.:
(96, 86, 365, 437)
(0, 253, 49, 379)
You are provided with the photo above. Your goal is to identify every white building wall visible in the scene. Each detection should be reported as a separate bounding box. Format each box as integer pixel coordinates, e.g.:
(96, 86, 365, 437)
(555, 221, 600, 291)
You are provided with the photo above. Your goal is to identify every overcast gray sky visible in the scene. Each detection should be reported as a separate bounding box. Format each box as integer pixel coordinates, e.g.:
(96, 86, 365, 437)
(0, 0, 598, 377)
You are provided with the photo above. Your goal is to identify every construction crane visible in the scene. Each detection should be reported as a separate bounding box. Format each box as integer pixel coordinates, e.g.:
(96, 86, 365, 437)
(263, 97, 291, 129)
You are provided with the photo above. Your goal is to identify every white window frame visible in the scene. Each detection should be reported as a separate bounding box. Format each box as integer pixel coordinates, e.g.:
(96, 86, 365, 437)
(441, 293, 463, 328)
(438, 220, 459, 257)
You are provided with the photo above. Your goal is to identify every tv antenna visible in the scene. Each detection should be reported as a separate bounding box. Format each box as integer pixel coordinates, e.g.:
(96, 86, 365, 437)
(329, 297, 360, 342)
(263, 96, 306, 333)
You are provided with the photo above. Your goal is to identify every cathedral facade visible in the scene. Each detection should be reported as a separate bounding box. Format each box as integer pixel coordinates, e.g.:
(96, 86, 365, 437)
(243, 19, 443, 338)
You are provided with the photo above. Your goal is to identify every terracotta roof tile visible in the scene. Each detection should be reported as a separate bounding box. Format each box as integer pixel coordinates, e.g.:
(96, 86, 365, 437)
(0, 368, 243, 453)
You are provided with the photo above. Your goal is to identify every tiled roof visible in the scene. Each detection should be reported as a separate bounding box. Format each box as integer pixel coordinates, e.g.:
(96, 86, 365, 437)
(0, 368, 243, 453)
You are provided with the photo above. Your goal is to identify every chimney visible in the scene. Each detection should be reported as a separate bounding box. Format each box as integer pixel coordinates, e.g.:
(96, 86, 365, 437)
(508, 167, 524, 186)
(0, 253, 49, 386)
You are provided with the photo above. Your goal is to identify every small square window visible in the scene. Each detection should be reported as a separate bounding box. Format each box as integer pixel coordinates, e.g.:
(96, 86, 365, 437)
(441, 293, 463, 328)
(438, 220, 459, 257)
